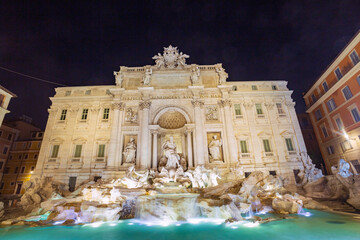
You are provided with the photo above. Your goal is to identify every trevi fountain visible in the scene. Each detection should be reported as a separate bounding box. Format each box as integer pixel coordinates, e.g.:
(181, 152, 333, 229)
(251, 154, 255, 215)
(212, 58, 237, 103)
(0, 46, 360, 239)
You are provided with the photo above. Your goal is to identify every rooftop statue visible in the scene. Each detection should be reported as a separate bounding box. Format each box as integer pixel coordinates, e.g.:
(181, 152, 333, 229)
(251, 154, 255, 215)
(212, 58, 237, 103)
(152, 45, 189, 69)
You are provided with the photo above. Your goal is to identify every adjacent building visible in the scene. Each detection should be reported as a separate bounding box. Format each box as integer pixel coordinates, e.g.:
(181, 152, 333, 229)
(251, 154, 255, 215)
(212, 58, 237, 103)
(304, 31, 360, 174)
(32, 46, 310, 190)
(0, 119, 42, 195)
(0, 85, 17, 126)
(297, 113, 325, 173)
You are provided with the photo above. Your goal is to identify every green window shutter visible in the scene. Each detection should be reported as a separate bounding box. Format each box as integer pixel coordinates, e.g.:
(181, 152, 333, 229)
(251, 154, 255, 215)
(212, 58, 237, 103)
(51, 145, 59, 158)
(256, 104, 263, 114)
(103, 108, 110, 119)
(240, 140, 248, 153)
(263, 139, 271, 152)
(98, 144, 105, 157)
(74, 145, 82, 157)
(60, 110, 67, 120)
(81, 109, 88, 120)
(285, 138, 294, 151)
(234, 104, 242, 116)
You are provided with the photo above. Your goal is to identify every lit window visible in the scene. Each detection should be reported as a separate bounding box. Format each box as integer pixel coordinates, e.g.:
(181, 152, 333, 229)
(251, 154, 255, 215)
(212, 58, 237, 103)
(74, 145, 82, 158)
(271, 85, 277, 90)
(276, 103, 285, 114)
(234, 104, 242, 116)
(240, 140, 248, 153)
(315, 109, 322, 121)
(321, 125, 329, 138)
(85, 90, 91, 95)
(252, 85, 258, 90)
(350, 107, 360, 123)
(51, 145, 60, 158)
(349, 50, 360, 65)
(255, 104, 263, 115)
(263, 139, 271, 152)
(326, 145, 335, 155)
(322, 82, 329, 92)
(342, 86, 353, 100)
(60, 109, 67, 120)
(285, 138, 294, 151)
(335, 67, 342, 80)
(81, 109, 89, 120)
(103, 108, 110, 120)
(326, 98, 337, 112)
(335, 117, 344, 130)
(98, 144, 105, 157)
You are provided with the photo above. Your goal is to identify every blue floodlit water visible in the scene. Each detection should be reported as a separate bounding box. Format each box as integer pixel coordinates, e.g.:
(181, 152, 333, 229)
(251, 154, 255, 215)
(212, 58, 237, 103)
(0, 210, 359, 240)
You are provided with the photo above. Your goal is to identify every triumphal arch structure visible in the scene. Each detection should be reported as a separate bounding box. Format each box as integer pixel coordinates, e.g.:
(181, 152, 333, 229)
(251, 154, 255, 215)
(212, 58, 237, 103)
(33, 45, 307, 188)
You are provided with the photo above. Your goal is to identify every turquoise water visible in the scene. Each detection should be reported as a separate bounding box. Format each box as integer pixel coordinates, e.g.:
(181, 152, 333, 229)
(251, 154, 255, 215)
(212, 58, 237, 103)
(0, 210, 360, 240)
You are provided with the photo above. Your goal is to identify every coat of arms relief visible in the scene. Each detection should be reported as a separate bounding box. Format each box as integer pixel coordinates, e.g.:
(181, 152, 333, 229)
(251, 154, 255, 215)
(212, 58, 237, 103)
(152, 45, 189, 69)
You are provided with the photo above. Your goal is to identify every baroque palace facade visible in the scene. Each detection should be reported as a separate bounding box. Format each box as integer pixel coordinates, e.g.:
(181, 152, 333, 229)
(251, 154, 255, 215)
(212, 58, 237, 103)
(32, 46, 307, 189)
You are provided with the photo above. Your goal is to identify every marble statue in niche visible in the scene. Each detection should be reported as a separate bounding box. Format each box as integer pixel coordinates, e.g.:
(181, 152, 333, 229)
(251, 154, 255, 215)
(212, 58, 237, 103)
(208, 135, 222, 162)
(161, 136, 181, 169)
(125, 108, 137, 123)
(123, 138, 137, 163)
(205, 106, 218, 121)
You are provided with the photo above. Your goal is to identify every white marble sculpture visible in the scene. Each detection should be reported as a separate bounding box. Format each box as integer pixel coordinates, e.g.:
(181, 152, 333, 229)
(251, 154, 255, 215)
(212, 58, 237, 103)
(110, 187, 122, 203)
(215, 64, 228, 84)
(152, 45, 189, 69)
(123, 138, 137, 163)
(142, 68, 152, 85)
(205, 106, 218, 121)
(125, 108, 138, 123)
(332, 159, 353, 178)
(119, 166, 149, 188)
(209, 168, 221, 187)
(190, 65, 200, 84)
(162, 136, 181, 169)
(208, 135, 222, 162)
(114, 71, 123, 87)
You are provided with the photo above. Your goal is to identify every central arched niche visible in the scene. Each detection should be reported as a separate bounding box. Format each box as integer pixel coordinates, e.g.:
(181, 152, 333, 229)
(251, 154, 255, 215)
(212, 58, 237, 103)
(157, 110, 187, 129)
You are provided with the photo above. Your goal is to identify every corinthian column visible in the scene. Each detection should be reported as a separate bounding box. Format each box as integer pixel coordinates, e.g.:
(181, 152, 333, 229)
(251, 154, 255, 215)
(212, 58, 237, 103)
(151, 130, 158, 169)
(107, 102, 124, 169)
(139, 100, 151, 169)
(185, 129, 193, 168)
(192, 100, 205, 166)
(219, 99, 238, 164)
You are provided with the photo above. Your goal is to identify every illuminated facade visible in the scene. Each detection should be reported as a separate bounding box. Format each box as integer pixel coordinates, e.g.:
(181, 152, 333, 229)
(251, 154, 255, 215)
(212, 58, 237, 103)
(304, 31, 360, 174)
(32, 46, 308, 189)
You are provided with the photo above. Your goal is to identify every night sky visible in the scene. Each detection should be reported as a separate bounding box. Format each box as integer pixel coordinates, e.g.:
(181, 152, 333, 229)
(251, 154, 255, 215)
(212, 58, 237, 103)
(1, 1, 360, 129)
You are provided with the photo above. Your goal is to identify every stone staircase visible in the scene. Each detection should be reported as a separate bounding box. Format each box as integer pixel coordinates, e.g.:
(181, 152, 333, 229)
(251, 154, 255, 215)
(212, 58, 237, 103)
(319, 200, 358, 213)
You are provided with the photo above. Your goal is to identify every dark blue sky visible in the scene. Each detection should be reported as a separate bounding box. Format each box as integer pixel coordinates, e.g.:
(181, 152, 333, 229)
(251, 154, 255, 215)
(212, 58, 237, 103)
(1, 0, 360, 128)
